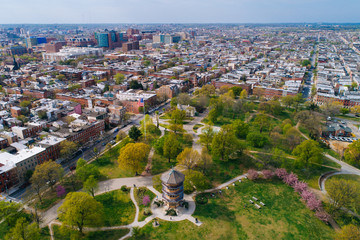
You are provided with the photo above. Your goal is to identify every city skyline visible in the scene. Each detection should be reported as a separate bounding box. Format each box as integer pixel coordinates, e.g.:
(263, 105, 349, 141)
(2, 0, 360, 24)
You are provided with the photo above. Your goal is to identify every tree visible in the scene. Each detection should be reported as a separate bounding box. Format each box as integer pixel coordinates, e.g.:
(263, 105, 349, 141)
(20, 101, 31, 108)
(155, 111, 160, 128)
(163, 133, 181, 162)
(114, 73, 125, 84)
(176, 148, 201, 171)
(116, 130, 127, 142)
(326, 178, 359, 212)
(285, 128, 302, 150)
(93, 147, 99, 160)
(335, 224, 360, 240)
(200, 147, 212, 173)
(5, 217, 40, 240)
(246, 132, 268, 148)
(232, 120, 249, 139)
(344, 140, 360, 166)
(247, 169, 259, 180)
(128, 125, 142, 141)
(83, 175, 98, 197)
(254, 114, 270, 133)
(177, 93, 191, 105)
(76, 158, 101, 182)
(281, 95, 294, 109)
(320, 101, 342, 117)
(351, 106, 360, 115)
(118, 143, 150, 174)
(183, 170, 209, 193)
(340, 108, 350, 115)
(239, 89, 248, 99)
(57, 74, 66, 81)
(129, 80, 143, 89)
(198, 125, 215, 151)
(292, 139, 323, 168)
(0, 201, 22, 226)
(31, 161, 64, 192)
(212, 125, 240, 161)
(60, 140, 78, 160)
(58, 192, 103, 234)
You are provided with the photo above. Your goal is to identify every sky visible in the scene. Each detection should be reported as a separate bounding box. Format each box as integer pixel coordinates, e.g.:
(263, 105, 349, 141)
(1, 0, 360, 24)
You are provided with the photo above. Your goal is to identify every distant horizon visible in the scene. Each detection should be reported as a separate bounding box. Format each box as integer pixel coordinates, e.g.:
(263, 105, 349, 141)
(2, 22, 360, 25)
(2, 0, 360, 24)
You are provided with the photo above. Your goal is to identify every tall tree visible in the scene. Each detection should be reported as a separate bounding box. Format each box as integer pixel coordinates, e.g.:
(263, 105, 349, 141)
(118, 143, 150, 174)
(292, 139, 323, 168)
(60, 140, 78, 160)
(76, 158, 100, 182)
(163, 133, 181, 162)
(198, 125, 215, 151)
(232, 120, 249, 139)
(200, 147, 213, 173)
(344, 140, 360, 167)
(0, 201, 22, 226)
(5, 217, 40, 240)
(58, 192, 103, 235)
(254, 114, 270, 133)
(211, 125, 240, 161)
(31, 161, 64, 192)
(176, 148, 201, 171)
(128, 125, 142, 141)
(83, 175, 98, 197)
(326, 179, 359, 212)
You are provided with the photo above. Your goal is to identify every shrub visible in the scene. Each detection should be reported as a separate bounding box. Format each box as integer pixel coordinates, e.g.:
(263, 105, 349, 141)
(56, 185, 66, 198)
(275, 168, 288, 179)
(262, 170, 274, 180)
(294, 181, 308, 193)
(246, 132, 268, 148)
(153, 200, 164, 207)
(143, 207, 152, 216)
(182, 201, 189, 209)
(142, 195, 150, 206)
(195, 194, 208, 205)
(300, 190, 315, 202)
(315, 210, 331, 223)
(165, 208, 177, 216)
(306, 197, 322, 211)
(283, 173, 298, 186)
(121, 185, 129, 192)
(247, 169, 259, 180)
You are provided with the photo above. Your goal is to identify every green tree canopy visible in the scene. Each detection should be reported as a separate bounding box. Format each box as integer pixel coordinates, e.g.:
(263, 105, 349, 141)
(292, 139, 323, 168)
(58, 192, 103, 234)
(118, 143, 150, 174)
(128, 125, 142, 141)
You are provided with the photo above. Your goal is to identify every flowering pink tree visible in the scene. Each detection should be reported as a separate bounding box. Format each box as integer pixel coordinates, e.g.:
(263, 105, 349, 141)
(300, 190, 315, 202)
(143, 195, 151, 206)
(315, 210, 331, 223)
(56, 185, 66, 198)
(306, 197, 322, 211)
(275, 168, 288, 179)
(283, 173, 298, 186)
(294, 181, 308, 193)
(247, 169, 259, 180)
(262, 170, 274, 180)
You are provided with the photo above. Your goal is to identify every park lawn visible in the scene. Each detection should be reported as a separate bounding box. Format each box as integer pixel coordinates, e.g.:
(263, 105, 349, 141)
(131, 180, 335, 240)
(91, 143, 134, 179)
(134, 187, 157, 221)
(52, 225, 129, 240)
(251, 152, 341, 190)
(95, 190, 135, 226)
(208, 154, 261, 186)
(151, 153, 173, 175)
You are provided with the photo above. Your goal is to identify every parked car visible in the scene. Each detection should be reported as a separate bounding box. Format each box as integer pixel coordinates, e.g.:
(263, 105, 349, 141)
(69, 165, 76, 171)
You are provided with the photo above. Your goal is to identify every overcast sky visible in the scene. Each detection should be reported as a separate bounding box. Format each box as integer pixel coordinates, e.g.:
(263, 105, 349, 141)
(1, 0, 360, 24)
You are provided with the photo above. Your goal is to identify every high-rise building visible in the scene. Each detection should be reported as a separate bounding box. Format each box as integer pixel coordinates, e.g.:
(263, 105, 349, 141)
(94, 30, 124, 49)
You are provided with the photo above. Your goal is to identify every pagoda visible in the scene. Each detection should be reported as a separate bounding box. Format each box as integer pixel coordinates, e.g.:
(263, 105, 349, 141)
(161, 169, 185, 208)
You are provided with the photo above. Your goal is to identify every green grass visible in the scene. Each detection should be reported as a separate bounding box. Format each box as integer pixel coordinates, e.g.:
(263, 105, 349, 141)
(94, 190, 135, 226)
(336, 115, 360, 122)
(208, 154, 261, 186)
(130, 180, 335, 240)
(52, 225, 129, 240)
(134, 187, 156, 221)
(151, 153, 173, 175)
(323, 149, 341, 160)
(91, 142, 134, 179)
(193, 124, 204, 133)
(252, 152, 341, 190)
